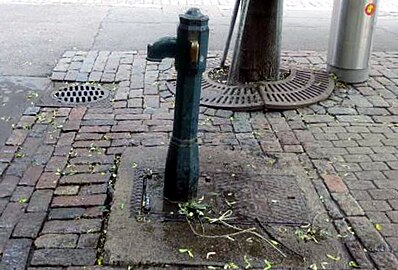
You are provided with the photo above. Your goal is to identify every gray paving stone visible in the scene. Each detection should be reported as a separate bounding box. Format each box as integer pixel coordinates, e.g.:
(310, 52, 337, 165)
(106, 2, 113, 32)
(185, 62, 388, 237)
(30, 248, 96, 266)
(27, 190, 53, 212)
(345, 241, 374, 269)
(0, 238, 32, 270)
(386, 237, 398, 252)
(35, 234, 78, 248)
(360, 161, 389, 171)
(367, 95, 390, 107)
(369, 189, 398, 200)
(387, 211, 398, 223)
(77, 233, 100, 248)
(336, 115, 374, 123)
(357, 107, 390, 115)
(370, 153, 397, 162)
(359, 200, 392, 212)
(367, 211, 391, 224)
(51, 71, 66, 81)
(0, 175, 19, 198)
(64, 70, 79, 81)
(369, 252, 398, 270)
(377, 223, 398, 237)
(10, 186, 34, 202)
(332, 193, 365, 216)
(13, 212, 46, 238)
(347, 216, 389, 252)
(349, 95, 373, 107)
(327, 107, 357, 115)
(88, 71, 102, 82)
(302, 115, 335, 123)
(41, 219, 102, 234)
(48, 207, 86, 220)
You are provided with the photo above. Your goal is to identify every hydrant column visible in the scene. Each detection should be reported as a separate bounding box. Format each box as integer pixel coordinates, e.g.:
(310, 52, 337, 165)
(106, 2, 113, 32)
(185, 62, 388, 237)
(164, 8, 209, 202)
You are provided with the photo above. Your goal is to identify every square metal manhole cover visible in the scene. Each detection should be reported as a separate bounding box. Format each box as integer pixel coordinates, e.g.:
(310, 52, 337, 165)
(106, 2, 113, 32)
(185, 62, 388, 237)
(131, 169, 310, 225)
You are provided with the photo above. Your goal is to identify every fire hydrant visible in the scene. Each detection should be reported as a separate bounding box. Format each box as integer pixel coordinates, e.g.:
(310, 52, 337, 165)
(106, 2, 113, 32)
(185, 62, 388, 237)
(146, 8, 209, 202)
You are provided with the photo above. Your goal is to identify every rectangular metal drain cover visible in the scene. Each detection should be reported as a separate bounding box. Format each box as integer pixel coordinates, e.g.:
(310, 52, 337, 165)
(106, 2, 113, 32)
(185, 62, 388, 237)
(131, 169, 310, 225)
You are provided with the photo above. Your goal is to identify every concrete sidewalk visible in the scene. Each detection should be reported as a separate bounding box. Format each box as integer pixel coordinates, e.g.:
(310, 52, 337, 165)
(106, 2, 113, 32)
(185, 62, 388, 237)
(0, 50, 397, 269)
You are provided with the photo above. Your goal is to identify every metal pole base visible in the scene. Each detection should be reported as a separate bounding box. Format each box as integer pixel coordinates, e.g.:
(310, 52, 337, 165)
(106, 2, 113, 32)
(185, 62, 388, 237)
(327, 64, 369, 84)
(164, 137, 199, 202)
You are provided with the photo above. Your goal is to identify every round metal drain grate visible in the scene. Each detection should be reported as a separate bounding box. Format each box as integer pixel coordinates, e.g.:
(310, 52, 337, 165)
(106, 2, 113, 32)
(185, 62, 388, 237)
(52, 84, 110, 105)
(166, 66, 335, 111)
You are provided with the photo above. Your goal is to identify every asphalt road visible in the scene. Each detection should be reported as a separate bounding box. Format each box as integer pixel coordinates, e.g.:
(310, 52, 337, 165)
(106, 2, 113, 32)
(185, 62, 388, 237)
(0, 3, 397, 146)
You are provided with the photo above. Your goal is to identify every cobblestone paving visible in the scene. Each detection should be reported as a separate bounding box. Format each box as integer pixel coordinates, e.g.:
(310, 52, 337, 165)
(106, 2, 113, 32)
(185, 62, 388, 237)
(0, 50, 398, 269)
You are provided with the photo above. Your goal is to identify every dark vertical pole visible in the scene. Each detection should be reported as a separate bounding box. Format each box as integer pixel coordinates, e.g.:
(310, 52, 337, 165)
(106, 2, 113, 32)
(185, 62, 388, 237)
(228, 0, 284, 84)
(220, 0, 241, 68)
(164, 8, 209, 202)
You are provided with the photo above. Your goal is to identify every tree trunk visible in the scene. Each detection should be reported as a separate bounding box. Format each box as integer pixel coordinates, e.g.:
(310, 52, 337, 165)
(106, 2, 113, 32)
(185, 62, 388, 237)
(228, 0, 284, 84)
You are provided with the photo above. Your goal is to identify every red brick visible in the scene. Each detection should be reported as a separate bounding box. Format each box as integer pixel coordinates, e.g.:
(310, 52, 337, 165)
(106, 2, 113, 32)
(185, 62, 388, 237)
(41, 219, 102, 234)
(57, 132, 76, 147)
(111, 123, 148, 133)
(75, 133, 103, 141)
(260, 141, 282, 152)
(112, 101, 127, 108)
(104, 132, 131, 139)
(69, 107, 87, 121)
(79, 126, 110, 133)
(115, 114, 150, 120)
(283, 145, 304, 153)
(54, 146, 73, 157)
(19, 165, 44, 186)
(69, 155, 113, 165)
(6, 130, 29, 146)
(57, 107, 72, 117)
(114, 108, 142, 115)
(0, 151, 15, 163)
(44, 129, 61, 145)
(62, 120, 81, 132)
(60, 173, 110, 185)
(16, 116, 36, 129)
(83, 206, 104, 218)
(0, 175, 19, 198)
(36, 172, 60, 189)
(0, 202, 26, 228)
(63, 164, 110, 174)
(73, 140, 111, 148)
(79, 184, 107, 195)
(52, 194, 106, 207)
(321, 174, 348, 193)
(83, 114, 114, 120)
(45, 156, 68, 172)
(107, 147, 126, 155)
(87, 108, 113, 114)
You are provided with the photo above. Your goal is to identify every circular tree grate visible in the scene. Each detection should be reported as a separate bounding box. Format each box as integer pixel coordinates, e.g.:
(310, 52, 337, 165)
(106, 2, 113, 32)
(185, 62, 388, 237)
(166, 66, 334, 111)
(52, 84, 110, 105)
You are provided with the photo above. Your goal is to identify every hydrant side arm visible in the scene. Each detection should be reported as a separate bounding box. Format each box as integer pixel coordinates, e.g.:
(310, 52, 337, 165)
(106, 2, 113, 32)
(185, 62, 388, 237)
(146, 37, 177, 62)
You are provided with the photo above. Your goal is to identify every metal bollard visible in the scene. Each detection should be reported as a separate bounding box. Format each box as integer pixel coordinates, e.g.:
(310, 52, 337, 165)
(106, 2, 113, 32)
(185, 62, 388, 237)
(327, 0, 378, 83)
(146, 8, 209, 202)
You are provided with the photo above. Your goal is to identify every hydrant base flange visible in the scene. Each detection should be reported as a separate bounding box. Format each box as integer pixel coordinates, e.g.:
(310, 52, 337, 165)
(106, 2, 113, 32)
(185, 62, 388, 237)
(327, 64, 369, 84)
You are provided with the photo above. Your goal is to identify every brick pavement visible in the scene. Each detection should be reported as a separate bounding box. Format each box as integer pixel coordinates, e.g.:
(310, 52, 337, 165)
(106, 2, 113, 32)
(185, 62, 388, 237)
(0, 50, 398, 269)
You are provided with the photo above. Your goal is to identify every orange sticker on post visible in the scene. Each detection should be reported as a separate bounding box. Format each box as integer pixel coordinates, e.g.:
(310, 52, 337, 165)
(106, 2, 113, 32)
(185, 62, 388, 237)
(365, 3, 376, 16)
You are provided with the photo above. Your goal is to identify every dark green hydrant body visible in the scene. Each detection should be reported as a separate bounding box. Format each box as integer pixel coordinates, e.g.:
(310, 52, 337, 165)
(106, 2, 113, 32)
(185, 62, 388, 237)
(146, 8, 209, 202)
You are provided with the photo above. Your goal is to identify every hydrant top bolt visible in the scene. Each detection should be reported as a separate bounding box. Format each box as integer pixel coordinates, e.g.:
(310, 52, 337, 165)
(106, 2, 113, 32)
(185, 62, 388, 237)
(180, 8, 209, 26)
